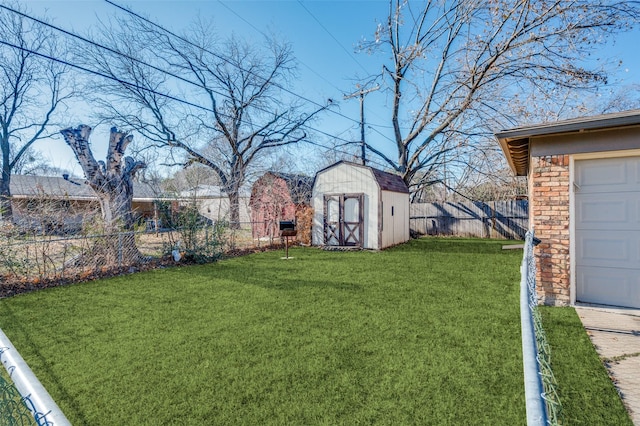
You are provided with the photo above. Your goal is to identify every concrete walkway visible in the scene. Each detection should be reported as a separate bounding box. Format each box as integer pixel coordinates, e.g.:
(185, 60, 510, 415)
(575, 305, 640, 425)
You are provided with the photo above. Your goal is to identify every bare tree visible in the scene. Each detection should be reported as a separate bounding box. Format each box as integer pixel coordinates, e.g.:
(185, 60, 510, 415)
(597, 83, 640, 114)
(11, 145, 71, 177)
(60, 125, 146, 229)
(0, 2, 72, 220)
(163, 163, 220, 195)
(61, 125, 146, 264)
(81, 16, 328, 229)
(360, 0, 640, 194)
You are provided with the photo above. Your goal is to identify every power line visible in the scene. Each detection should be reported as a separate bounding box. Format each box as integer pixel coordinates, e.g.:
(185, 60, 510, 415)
(99, 0, 390, 152)
(1, 4, 393, 169)
(0, 4, 364, 148)
(104, 0, 364, 128)
(1, 0, 364, 137)
(102, 0, 387, 149)
(214, 0, 394, 154)
(0, 39, 217, 115)
(0, 36, 362, 151)
(0, 3, 232, 102)
(216, 0, 346, 95)
(367, 124, 396, 143)
(294, 0, 390, 127)
(296, 0, 370, 75)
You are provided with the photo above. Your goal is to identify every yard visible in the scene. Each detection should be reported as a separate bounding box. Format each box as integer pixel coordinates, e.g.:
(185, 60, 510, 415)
(0, 238, 629, 425)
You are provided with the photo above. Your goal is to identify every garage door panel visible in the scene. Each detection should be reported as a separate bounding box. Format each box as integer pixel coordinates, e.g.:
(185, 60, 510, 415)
(576, 158, 627, 186)
(576, 157, 640, 193)
(575, 156, 640, 309)
(576, 230, 640, 268)
(575, 193, 640, 230)
(577, 266, 640, 308)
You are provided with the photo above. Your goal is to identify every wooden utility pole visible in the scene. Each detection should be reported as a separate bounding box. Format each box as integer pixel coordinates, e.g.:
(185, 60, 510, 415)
(344, 85, 379, 166)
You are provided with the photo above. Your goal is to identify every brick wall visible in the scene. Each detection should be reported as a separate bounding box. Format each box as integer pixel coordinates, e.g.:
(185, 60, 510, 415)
(530, 155, 570, 305)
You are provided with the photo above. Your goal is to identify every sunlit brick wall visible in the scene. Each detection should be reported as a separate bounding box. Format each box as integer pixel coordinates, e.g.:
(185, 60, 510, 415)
(530, 155, 570, 306)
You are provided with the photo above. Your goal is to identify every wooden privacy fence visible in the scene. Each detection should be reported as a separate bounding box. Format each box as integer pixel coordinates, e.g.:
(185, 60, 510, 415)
(410, 200, 528, 240)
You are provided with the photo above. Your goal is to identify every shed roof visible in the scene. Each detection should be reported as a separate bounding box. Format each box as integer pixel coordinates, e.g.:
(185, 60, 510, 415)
(495, 109, 640, 176)
(317, 161, 409, 194)
(268, 172, 314, 204)
(10, 174, 161, 201)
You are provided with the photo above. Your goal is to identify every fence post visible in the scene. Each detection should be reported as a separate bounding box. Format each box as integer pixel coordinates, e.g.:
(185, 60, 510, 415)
(521, 230, 548, 425)
(117, 232, 123, 268)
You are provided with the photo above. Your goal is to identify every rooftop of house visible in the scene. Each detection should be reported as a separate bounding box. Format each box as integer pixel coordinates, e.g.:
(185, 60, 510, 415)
(179, 185, 251, 199)
(495, 109, 640, 176)
(10, 174, 162, 201)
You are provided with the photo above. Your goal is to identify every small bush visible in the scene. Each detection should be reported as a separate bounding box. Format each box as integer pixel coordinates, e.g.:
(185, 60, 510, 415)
(163, 202, 227, 264)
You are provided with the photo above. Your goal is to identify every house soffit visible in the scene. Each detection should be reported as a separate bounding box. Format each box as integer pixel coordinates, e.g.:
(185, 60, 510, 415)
(495, 109, 640, 177)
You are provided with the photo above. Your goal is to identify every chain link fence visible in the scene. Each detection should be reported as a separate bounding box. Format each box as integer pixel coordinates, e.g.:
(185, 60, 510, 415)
(0, 373, 36, 426)
(0, 220, 289, 298)
(1, 326, 71, 426)
(0, 216, 288, 423)
(521, 229, 562, 425)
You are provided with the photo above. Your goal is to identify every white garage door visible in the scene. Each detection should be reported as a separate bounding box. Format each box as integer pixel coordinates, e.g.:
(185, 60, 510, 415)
(575, 156, 640, 308)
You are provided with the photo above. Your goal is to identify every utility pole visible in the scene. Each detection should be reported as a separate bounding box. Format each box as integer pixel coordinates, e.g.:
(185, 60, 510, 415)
(344, 85, 379, 166)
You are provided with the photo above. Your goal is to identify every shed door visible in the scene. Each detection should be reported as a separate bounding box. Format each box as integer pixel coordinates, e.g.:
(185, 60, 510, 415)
(323, 194, 364, 246)
(575, 156, 640, 308)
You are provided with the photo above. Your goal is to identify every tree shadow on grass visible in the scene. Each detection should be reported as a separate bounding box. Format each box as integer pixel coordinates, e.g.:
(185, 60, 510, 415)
(247, 277, 363, 292)
(180, 262, 363, 292)
(390, 238, 517, 255)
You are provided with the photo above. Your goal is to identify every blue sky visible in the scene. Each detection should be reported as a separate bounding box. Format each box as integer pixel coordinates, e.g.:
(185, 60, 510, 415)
(20, 0, 640, 176)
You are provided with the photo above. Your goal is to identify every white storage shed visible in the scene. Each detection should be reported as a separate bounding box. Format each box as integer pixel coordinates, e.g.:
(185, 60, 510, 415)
(312, 161, 410, 250)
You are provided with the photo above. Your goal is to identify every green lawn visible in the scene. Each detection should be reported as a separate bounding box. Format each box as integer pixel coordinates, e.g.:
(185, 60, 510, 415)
(0, 238, 628, 425)
(540, 307, 633, 425)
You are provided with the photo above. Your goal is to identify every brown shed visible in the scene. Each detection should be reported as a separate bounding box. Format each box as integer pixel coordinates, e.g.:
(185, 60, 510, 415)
(496, 109, 640, 308)
(249, 172, 314, 243)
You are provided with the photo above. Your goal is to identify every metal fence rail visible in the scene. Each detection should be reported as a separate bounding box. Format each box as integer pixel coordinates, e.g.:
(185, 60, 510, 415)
(0, 328, 71, 426)
(521, 229, 561, 425)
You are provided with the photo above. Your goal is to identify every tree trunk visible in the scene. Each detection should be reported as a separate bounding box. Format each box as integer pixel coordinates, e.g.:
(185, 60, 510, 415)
(96, 175, 137, 231)
(225, 168, 244, 230)
(92, 191, 139, 266)
(228, 191, 240, 230)
(0, 147, 13, 221)
(0, 174, 12, 222)
(61, 125, 146, 266)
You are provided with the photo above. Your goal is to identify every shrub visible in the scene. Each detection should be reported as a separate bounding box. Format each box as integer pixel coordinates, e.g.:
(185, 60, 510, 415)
(163, 202, 227, 264)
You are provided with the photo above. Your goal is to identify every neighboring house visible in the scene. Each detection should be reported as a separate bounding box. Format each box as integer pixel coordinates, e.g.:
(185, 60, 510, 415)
(249, 172, 314, 243)
(8, 174, 160, 233)
(496, 109, 640, 309)
(179, 185, 251, 227)
(312, 161, 410, 250)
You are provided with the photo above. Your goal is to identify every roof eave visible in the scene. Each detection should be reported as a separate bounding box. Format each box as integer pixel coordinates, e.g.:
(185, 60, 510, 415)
(496, 136, 529, 177)
(495, 111, 640, 140)
(495, 110, 640, 177)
